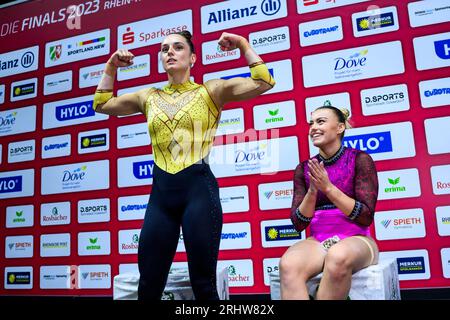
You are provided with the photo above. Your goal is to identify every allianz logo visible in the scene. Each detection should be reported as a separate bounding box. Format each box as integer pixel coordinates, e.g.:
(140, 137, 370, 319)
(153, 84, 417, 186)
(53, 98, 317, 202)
(207, 0, 281, 25)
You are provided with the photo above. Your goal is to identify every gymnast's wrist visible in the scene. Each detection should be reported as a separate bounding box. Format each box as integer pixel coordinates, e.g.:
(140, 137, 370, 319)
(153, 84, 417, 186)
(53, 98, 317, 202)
(104, 60, 118, 76)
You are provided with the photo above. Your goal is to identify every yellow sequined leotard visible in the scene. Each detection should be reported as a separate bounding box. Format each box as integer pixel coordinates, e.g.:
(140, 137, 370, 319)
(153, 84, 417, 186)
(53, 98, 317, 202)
(144, 81, 220, 174)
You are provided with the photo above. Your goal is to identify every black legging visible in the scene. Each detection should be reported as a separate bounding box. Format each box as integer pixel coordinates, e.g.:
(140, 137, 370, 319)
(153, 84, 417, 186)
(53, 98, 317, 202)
(137, 161, 223, 300)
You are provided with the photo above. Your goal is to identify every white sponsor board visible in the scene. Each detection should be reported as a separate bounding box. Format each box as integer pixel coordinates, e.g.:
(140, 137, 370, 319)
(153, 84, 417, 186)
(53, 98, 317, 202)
(8, 139, 35, 163)
(10, 77, 37, 102)
(0, 169, 34, 200)
(258, 181, 293, 210)
(41, 134, 71, 159)
(378, 168, 421, 200)
(419, 77, 450, 109)
(0, 45, 39, 78)
(45, 29, 110, 67)
(6, 204, 34, 228)
(4, 266, 33, 289)
(5, 235, 33, 258)
(119, 263, 139, 275)
(44, 70, 72, 95)
(309, 122, 416, 161)
(299, 16, 343, 47)
(118, 194, 148, 221)
(408, 0, 450, 28)
(305, 92, 351, 122)
(43, 95, 109, 129)
(118, 229, 141, 255)
(118, 10, 192, 50)
(118, 54, 150, 81)
(379, 249, 430, 280)
(78, 231, 111, 256)
(219, 186, 249, 214)
(201, 0, 288, 34)
(431, 164, 450, 195)
(117, 154, 154, 188)
(250, 26, 290, 54)
(302, 41, 405, 88)
(352, 6, 399, 37)
(253, 100, 297, 130)
(78, 198, 110, 224)
(210, 136, 299, 178)
(297, 0, 371, 14)
(79, 63, 104, 88)
(413, 32, 450, 71)
(204, 59, 293, 95)
(220, 222, 252, 250)
(117, 122, 151, 149)
(40, 265, 70, 289)
(217, 259, 254, 287)
(40, 201, 71, 226)
(361, 84, 410, 116)
(261, 219, 305, 248)
(41, 160, 110, 195)
(40, 233, 71, 257)
(216, 108, 245, 136)
(375, 208, 426, 241)
(436, 206, 450, 237)
(424, 116, 450, 155)
(441, 248, 450, 279)
(0, 105, 36, 137)
(78, 265, 111, 289)
(202, 39, 240, 65)
(263, 257, 280, 286)
(0, 84, 4, 103)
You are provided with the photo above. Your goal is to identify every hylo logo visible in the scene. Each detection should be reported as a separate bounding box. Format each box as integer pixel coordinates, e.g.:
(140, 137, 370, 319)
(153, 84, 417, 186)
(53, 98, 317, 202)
(343, 131, 393, 154)
(0, 176, 22, 194)
(133, 160, 154, 179)
(434, 39, 450, 60)
(56, 101, 95, 121)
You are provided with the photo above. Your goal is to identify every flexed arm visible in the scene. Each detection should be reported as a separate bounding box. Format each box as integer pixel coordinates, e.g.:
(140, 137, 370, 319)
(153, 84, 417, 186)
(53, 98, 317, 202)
(205, 32, 275, 106)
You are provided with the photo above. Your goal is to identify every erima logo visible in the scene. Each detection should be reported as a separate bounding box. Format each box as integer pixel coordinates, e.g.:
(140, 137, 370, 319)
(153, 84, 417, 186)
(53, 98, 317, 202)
(343, 131, 393, 154)
(434, 39, 450, 60)
(56, 101, 95, 121)
(132, 160, 154, 179)
(0, 176, 22, 193)
(207, 0, 280, 25)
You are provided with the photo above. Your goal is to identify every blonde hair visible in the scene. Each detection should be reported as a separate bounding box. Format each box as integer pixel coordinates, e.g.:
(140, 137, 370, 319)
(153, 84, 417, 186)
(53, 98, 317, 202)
(314, 102, 352, 140)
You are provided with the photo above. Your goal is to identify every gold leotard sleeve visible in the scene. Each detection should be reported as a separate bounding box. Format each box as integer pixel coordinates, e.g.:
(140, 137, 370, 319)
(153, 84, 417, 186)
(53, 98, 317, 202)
(250, 61, 275, 87)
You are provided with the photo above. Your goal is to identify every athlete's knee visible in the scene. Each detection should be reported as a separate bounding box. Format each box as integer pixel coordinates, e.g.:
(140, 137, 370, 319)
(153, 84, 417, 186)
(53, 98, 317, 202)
(323, 248, 352, 280)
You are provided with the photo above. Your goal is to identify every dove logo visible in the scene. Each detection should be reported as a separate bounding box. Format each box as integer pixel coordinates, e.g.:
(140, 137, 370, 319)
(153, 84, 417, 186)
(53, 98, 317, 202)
(334, 50, 368, 71)
(0, 176, 22, 193)
(62, 167, 87, 182)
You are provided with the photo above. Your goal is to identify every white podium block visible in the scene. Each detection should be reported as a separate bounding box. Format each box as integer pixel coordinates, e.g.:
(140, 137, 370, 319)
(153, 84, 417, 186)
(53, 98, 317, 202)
(113, 267, 229, 300)
(270, 259, 400, 300)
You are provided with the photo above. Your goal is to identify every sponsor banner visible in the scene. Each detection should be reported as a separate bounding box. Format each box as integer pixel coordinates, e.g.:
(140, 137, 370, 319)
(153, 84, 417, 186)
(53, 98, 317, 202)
(78, 198, 110, 224)
(117, 122, 151, 149)
(217, 259, 254, 287)
(297, 0, 371, 14)
(5, 235, 33, 258)
(377, 168, 421, 200)
(261, 219, 305, 248)
(258, 181, 293, 210)
(41, 160, 109, 195)
(309, 122, 416, 161)
(249, 26, 290, 54)
(441, 248, 450, 278)
(118, 10, 192, 50)
(0, 169, 34, 200)
(413, 32, 450, 71)
(10, 77, 37, 102)
(118, 229, 141, 254)
(302, 41, 404, 88)
(78, 128, 109, 154)
(44, 70, 72, 95)
(219, 186, 249, 214)
(299, 16, 343, 47)
(40, 265, 70, 289)
(0, 105, 36, 137)
(305, 92, 351, 122)
(40, 201, 70, 226)
(379, 250, 430, 280)
(41, 134, 71, 159)
(78, 231, 111, 256)
(4, 266, 33, 289)
(375, 208, 426, 241)
(117, 54, 150, 81)
(424, 116, 450, 155)
(263, 257, 280, 286)
(431, 164, 450, 195)
(158, 52, 164, 73)
(8, 139, 35, 163)
(408, 0, 450, 28)
(216, 108, 245, 136)
(210, 136, 299, 178)
(253, 100, 296, 130)
(204, 59, 293, 95)
(117, 154, 154, 188)
(118, 194, 148, 221)
(6, 204, 34, 228)
(361, 84, 410, 116)
(119, 263, 139, 275)
(202, 39, 240, 65)
(220, 222, 252, 250)
(419, 77, 450, 109)
(201, 0, 288, 34)
(45, 29, 110, 67)
(0, 45, 39, 78)
(0, 84, 4, 104)
(436, 206, 450, 237)
(40, 233, 71, 257)
(43, 95, 109, 129)
(78, 265, 111, 289)
(352, 6, 399, 37)
(79, 63, 104, 88)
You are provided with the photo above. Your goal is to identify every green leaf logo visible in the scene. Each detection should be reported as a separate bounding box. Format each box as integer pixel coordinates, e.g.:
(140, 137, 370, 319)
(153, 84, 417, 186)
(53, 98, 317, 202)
(89, 238, 98, 244)
(388, 177, 400, 185)
(268, 109, 279, 116)
(16, 211, 23, 217)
